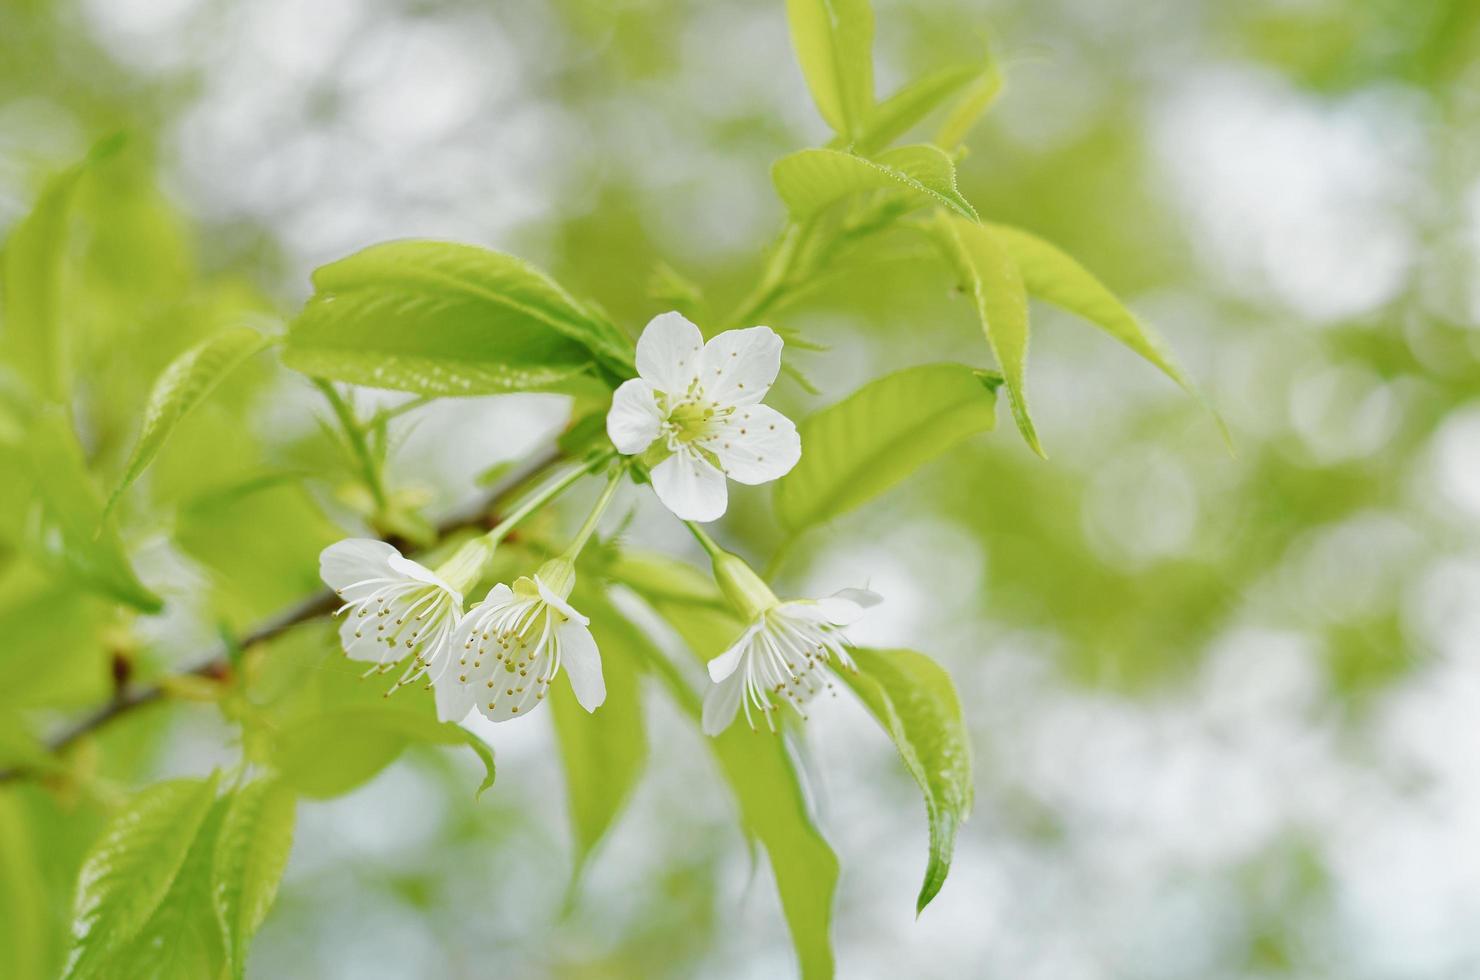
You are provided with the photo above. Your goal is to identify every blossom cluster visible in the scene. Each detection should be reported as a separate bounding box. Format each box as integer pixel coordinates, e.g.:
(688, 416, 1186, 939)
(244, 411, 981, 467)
(318, 313, 877, 733)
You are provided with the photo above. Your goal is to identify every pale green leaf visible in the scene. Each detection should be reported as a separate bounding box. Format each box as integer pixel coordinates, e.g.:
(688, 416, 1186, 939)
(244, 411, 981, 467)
(271, 705, 494, 799)
(986, 223, 1227, 440)
(107, 797, 228, 980)
(0, 792, 49, 980)
(786, 0, 875, 139)
(2, 167, 84, 402)
(855, 60, 993, 156)
(552, 588, 648, 882)
(105, 326, 273, 521)
(213, 778, 296, 979)
(63, 775, 220, 980)
(284, 241, 631, 397)
(0, 136, 125, 404)
(25, 411, 162, 612)
(627, 585, 838, 980)
(935, 64, 1004, 150)
(772, 145, 978, 222)
(774, 362, 997, 535)
(839, 648, 972, 914)
(931, 214, 1043, 456)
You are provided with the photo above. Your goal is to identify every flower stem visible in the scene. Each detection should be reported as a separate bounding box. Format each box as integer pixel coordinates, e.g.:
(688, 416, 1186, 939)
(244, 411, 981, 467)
(313, 379, 387, 511)
(484, 450, 615, 547)
(685, 520, 725, 559)
(561, 462, 627, 560)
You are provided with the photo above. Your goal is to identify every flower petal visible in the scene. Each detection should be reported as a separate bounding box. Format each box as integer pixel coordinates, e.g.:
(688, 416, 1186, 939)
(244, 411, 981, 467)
(814, 587, 882, 626)
(709, 403, 800, 485)
(338, 612, 392, 663)
(559, 621, 606, 712)
(606, 378, 663, 455)
(636, 311, 704, 394)
(434, 669, 478, 723)
(386, 554, 461, 605)
(702, 669, 745, 735)
(536, 577, 589, 626)
(697, 325, 782, 407)
(650, 450, 728, 522)
(320, 538, 398, 592)
(706, 627, 755, 681)
(476, 655, 550, 723)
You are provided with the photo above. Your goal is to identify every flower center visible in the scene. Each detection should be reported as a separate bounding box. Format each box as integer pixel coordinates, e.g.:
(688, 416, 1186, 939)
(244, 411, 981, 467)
(665, 398, 715, 444)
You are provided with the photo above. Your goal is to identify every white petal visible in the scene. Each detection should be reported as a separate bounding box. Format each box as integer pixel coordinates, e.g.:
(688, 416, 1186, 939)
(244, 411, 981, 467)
(536, 577, 589, 626)
(709, 404, 800, 485)
(650, 450, 728, 522)
(702, 669, 745, 735)
(697, 326, 782, 408)
(338, 611, 392, 662)
(636, 311, 704, 394)
(434, 671, 477, 723)
(814, 588, 882, 626)
(606, 378, 663, 454)
(386, 554, 461, 605)
(559, 621, 606, 711)
(320, 538, 398, 592)
(476, 655, 550, 723)
(706, 627, 755, 682)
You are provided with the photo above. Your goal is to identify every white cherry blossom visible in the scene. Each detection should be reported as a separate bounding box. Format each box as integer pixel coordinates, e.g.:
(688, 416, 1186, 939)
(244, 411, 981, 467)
(320, 539, 464, 692)
(606, 311, 801, 522)
(434, 562, 604, 724)
(702, 587, 881, 735)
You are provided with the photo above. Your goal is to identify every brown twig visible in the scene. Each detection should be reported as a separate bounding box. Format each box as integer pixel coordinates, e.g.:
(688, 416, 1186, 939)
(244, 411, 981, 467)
(0, 445, 567, 784)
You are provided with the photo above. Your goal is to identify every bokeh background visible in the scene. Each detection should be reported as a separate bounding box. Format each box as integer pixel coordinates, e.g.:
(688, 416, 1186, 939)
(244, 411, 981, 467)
(4, 0, 1480, 977)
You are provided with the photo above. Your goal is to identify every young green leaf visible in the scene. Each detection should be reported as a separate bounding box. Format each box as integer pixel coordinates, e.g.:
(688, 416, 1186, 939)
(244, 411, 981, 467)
(63, 775, 220, 980)
(935, 64, 1004, 150)
(838, 648, 972, 914)
(986, 223, 1227, 439)
(105, 796, 229, 980)
(772, 145, 979, 222)
(630, 590, 838, 980)
(1, 161, 92, 403)
(25, 411, 162, 612)
(931, 214, 1043, 457)
(213, 778, 296, 980)
(271, 705, 494, 799)
(105, 326, 273, 521)
(773, 362, 998, 535)
(284, 241, 631, 397)
(855, 60, 994, 156)
(786, 0, 875, 139)
(551, 588, 648, 884)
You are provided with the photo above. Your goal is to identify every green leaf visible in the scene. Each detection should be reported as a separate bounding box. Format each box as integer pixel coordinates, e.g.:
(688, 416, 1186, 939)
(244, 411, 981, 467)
(551, 588, 648, 882)
(212, 778, 296, 979)
(0, 136, 126, 404)
(284, 241, 632, 397)
(772, 145, 978, 222)
(632, 589, 838, 980)
(63, 775, 220, 980)
(271, 704, 494, 799)
(935, 63, 1004, 150)
(986, 224, 1227, 440)
(931, 214, 1043, 457)
(855, 60, 994, 156)
(105, 326, 273, 521)
(774, 362, 997, 535)
(25, 411, 162, 612)
(107, 796, 229, 980)
(0, 792, 49, 980)
(838, 648, 972, 914)
(786, 0, 875, 139)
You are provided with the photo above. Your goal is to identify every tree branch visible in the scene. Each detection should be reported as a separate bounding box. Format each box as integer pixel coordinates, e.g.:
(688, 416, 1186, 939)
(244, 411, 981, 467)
(0, 445, 567, 784)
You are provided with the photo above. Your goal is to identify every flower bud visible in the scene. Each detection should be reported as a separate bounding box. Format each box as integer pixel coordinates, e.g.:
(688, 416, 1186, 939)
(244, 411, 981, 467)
(710, 548, 778, 621)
